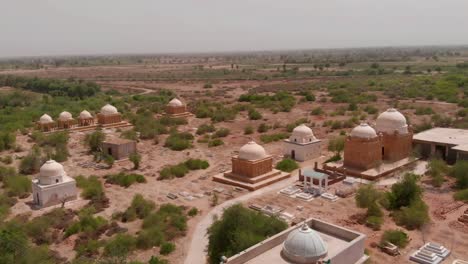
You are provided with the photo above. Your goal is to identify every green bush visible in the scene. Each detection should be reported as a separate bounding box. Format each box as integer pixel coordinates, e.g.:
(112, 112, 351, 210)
(0, 132, 16, 151)
(129, 152, 142, 169)
(158, 159, 209, 180)
(248, 109, 262, 120)
(386, 173, 422, 210)
(244, 126, 254, 135)
(393, 199, 430, 230)
(75, 239, 102, 257)
(160, 242, 175, 255)
(148, 256, 169, 264)
(257, 123, 270, 133)
(188, 207, 198, 217)
(164, 132, 194, 151)
(197, 124, 216, 135)
(85, 130, 105, 152)
(105, 172, 146, 188)
(311, 107, 324, 115)
(3, 175, 31, 198)
(208, 139, 224, 147)
(121, 129, 138, 140)
(19, 147, 42, 175)
(328, 136, 345, 154)
(366, 216, 383, 230)
(238, 91, 296, 112)
(185, 159, 210, 170)
(214, 128, 230, 138)
(381, 229, 409, 248)
(324, 153, 341, 163)
(427, 159, 448, 187)
(104, 234, 136, 258)
(75, 176, 108, 211)
(275, 158, 299, 172)
(65, 209, 108, 238)
(450, 161, 468, 189)
(260, 133, 288, 143)
(454, 189, 468, 201)
(207, 204, 287, 263)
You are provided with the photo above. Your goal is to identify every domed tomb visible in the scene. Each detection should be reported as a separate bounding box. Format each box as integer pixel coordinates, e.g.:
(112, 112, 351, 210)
(97, 104, 122, 125)
(349, 123, 377, 139)
(39, 114, 53, 124)
(376, 108, 408, 135)
(37, 114, 55, 131)
(39, 160, 65, 185)
(284, 124, 322, 162)
(100, 104, 118, 115)
(79, 110, 92, 119)
(168, 98, 184, 107)
(238, 141, 268, 161)
(78, 110, 94, 126)
(165, 98, 191, 117)
(282, 223, 328, 264)
(58, 111, 73, 121)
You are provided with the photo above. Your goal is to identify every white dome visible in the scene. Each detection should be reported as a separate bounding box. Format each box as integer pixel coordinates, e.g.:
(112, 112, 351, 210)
(79, 110, 92, 119)
(292, 124, 314, 137)
(168, 98, 183, 107)
(350, 123, 378, 139)
(376, 108, 408, 135)
(100, 104, 118, 115)
(282, 223, 328, 264)
(40, 160, 65, 178)
(39, 114, 53, 123)
(238, 141, 268, 160)
(58, 111, 73, 121)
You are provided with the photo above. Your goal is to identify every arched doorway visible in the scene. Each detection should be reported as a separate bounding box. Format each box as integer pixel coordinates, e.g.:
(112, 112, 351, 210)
(291, 150, 296, 160)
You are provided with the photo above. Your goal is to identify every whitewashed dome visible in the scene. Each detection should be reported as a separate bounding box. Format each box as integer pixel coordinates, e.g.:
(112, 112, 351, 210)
(58, 111, 73, 121)
(238, 141, 268, 160)
(168, 98, 183, 107)
(282, 223, 328, 264)
(39, 114, 53, 123)
(292, 124, 314, 138)
(79, 110, 92, 119)
(376, 108, 408, 134)
(350, 123, 378, 139)
(100, 104, 118, 115)
(39, 160, 65, 185)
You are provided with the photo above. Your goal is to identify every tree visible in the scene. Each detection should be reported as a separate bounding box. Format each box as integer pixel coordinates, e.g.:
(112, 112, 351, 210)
(275, 158, 299, 172)
(386, 173, 422, 210)
(129, 153, 142, 170)
(450, 160, 468, 189)
(328, 136, 345, 155)
(207, 204, 287, 264)
(85, 130, 105, 152)
(355, 185, 381, 209)
(427, 159, 448, 187)
(381, 229, 409, 248)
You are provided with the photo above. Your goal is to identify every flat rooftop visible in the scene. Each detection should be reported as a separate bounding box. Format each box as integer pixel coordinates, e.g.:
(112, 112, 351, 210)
(413, 127, 468, 146)
(245, 229, 349, 264)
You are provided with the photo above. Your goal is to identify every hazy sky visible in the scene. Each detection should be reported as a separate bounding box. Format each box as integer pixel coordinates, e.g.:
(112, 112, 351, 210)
(2, 0, 468, 57)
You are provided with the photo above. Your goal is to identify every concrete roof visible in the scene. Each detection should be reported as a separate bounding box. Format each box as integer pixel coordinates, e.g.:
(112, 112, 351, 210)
(413, 127, 468, 146)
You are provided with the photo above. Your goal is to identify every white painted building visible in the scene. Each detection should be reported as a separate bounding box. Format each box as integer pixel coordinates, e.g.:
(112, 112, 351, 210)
(284, 124, 321, 162)
(32, 160, 77, 208)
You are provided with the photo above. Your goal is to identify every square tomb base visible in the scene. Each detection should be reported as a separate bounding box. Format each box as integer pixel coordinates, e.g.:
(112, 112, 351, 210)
(213, 169, 291, 191)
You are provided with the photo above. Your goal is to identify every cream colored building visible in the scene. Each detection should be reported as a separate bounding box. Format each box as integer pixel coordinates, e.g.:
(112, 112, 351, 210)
(284, 124, 321, 161)
(32, 160, 77, 208)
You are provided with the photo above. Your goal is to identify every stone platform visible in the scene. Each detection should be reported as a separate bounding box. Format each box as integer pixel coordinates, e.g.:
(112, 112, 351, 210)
(323, 157, 418, 181)
(213, 169, 291, 191)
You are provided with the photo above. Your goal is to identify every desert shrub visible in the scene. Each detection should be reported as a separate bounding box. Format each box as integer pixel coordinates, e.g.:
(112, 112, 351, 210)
(105, 173, 146, 188)
(386, 173, 422, 210)
(275, 158, 299, 172)
(148, 256, 169, 264)
(160, 242, 175, 255)
(257, 123, 270, 133)
(328, 136, 345, 154)
(366, 216, 383, 231)
(164, 132, 193, 151)
(188, 207, 198, 217)
(302, 91, 316, 101)
(0, 155, 13, 165)
(427, 159, 449, 187)
(393, 199, 430, 230)
(260, 133, 288, 143)
(454, 189, 468, 201)
(0, 132, 16, 151)
(136, 204, 187, 250)
(65, 209, 108, 238)
(193, 101, 238, 122)
(450, 160, 468, 189)
(208, 138, 224, 147)
(19, 147, 42, 175)
(324, 153, 341, 163)
(85, 130, 105, 152)
(0, 194, 16, 221)
(158, 159, 209, 180)
(311, 107, 324, 115)
(3, 175, 31, 198)
(75, 239, 102, 257)
(103, 234, 136, 258)
(25, 208, 74, 245)
(103, 154, 114, 168)
(129, 112, 168, 139)
(203, 83, 213, 88)
(214, 128, 230, 138)
(197, 124, 216, 135)
(207, 204, 287, 263)
(184, 158, 209, 170)
(363, 105, 378, 114)
(356, 185, 382, 208)
(238, 91, 296, 112)
(381, 230, 409, 248)
(415, 107, 434, 115)
(121, 130, 138, 141)
(244, 126, 254, 135)
(129, 152, 142, 169)
(248, 109, 262, 120)
(75, 175, 108, 211)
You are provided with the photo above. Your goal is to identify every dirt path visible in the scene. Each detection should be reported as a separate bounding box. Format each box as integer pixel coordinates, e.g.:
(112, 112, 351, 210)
(183, 172, 298, 264)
